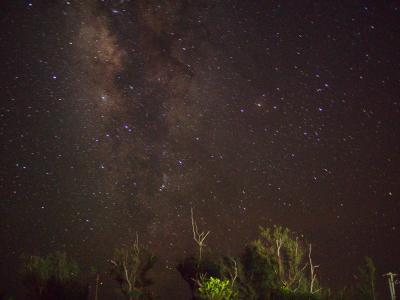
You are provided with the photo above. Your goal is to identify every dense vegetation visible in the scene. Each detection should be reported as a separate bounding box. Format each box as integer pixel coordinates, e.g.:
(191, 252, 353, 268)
(0, 222, 394, 300)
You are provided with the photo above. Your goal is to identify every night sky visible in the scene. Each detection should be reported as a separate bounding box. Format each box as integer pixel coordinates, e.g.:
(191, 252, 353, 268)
(0, 0, 399, 298)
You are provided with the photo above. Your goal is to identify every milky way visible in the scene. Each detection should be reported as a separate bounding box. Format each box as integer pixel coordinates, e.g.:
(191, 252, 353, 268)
(0, 1, 399, 298)
(62, 1, 243, 252)
(65, 1, 221, 244)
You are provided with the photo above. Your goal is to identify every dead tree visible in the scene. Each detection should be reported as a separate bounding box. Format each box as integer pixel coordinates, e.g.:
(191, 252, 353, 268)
(191, 207, 210, 262)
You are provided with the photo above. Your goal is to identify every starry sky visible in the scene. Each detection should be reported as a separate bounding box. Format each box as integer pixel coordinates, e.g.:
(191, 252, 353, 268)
(0, 0, 399, 298)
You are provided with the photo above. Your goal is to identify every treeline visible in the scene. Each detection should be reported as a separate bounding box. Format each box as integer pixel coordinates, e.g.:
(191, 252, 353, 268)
(0, 219, 394, 300)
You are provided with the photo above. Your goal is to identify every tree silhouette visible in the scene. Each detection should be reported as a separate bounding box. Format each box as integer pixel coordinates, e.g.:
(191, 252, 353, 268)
(20, 251, 87, 300)
(354, 257, 377, 300)
(110, 234, 157, 300)
(241, 226, 323, 299)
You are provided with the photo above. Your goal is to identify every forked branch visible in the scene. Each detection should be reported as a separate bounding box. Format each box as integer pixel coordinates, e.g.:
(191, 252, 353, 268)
(191, 207, 210, 262)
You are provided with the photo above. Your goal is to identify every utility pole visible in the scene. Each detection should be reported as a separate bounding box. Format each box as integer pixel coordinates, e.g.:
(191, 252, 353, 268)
(383, 272, 398, 300)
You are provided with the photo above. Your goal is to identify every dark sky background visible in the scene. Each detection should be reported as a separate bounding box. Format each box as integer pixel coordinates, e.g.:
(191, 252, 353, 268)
(0, 0, 399, 298)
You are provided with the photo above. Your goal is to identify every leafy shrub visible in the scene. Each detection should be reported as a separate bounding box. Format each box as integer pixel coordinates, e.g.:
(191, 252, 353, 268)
(198, 276, 235, 300)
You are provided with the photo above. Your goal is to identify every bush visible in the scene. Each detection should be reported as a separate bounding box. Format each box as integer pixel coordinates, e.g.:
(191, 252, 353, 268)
(198, 276, 235, 300)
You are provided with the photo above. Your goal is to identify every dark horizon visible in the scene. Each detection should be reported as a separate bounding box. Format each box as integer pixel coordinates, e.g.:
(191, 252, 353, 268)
(0, 1, 399, 299)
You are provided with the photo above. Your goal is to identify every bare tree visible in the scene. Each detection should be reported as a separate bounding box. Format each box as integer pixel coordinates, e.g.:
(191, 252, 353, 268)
(191, 207, 210, 262)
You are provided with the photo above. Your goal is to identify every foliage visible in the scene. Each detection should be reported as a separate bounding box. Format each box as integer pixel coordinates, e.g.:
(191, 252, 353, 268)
(6, 225, 389, 300)
(198, 276, 235, 300)
(110, 236, 157, 300)
(354, 256, 377, 300)
(241, 226, 318, 299)
(271, 288, 323, 300)
(20, 251, 87, 300)
(242, 238, 279, 298)
(178, 226, 325, 300)
(218, 256, 257, 299)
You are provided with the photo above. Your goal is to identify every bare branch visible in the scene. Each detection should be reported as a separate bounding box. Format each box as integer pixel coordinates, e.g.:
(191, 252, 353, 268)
(383, 272, 398, 300)
(110, 260, 118, 267)
(275, 236, 284, 280)
(191, 207, 210, 261)
(309, 243, 320, 294)
(123, 261, 132, 293)
(228, 258, 238, 288)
